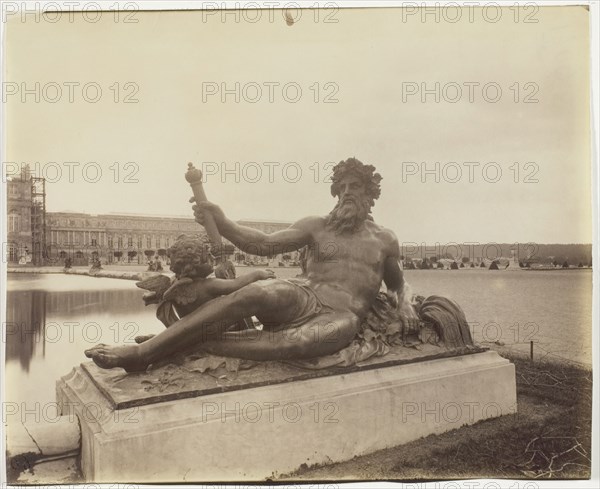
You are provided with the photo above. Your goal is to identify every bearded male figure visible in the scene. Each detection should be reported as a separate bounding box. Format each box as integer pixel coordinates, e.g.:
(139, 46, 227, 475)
(85, 158, 405, 371)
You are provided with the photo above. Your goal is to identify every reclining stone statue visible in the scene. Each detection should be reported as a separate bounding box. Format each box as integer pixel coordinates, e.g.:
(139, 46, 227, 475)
(85, 158, 473, 372)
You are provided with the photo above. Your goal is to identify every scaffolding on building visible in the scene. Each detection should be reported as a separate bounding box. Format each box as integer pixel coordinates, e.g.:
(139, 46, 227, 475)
(30, 176, 46, 266)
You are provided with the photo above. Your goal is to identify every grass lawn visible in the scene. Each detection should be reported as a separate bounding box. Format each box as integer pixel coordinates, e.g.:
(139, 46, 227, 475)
(285, 352, 592, 481)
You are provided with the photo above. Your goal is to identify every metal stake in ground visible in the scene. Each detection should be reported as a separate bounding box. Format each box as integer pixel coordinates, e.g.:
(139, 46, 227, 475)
(530, 340, 534, 362)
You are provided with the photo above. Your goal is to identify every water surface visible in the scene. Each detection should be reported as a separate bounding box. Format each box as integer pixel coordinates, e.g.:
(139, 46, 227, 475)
(5, 268, 593, 408)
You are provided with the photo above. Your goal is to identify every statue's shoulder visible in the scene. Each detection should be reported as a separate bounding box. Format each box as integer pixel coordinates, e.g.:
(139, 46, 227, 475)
(365, 221, 399, 251)
(291, 215, 327, 230)
(365, 219, 397, 239)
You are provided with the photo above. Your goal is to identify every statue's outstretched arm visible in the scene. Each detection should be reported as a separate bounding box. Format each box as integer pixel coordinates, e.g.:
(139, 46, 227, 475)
(194, 202, 318, 256)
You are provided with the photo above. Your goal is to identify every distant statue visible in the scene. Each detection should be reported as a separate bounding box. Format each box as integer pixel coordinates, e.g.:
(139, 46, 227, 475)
(214, 256, 236, 279)
(85, 158, 473, 372)
(90, 257, 103, 272)
(64, 256, 72, 269)
(147, 258, 163, 272)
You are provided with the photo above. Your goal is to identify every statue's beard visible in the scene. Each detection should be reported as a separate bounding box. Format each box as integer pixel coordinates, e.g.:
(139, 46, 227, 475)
(326, 197, 371, 234)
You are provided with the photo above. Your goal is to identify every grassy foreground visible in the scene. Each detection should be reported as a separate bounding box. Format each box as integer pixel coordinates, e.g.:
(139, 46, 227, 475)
(285, 352, 593, 481)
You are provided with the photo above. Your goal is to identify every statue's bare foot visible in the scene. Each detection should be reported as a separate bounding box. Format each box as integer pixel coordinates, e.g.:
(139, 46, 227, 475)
(84, 343, 147, 372)
(134, 334, 156, 344)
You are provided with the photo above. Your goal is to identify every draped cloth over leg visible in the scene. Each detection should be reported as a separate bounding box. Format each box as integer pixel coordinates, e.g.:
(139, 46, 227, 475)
(286, 293, 475, 370)
(147, 287, 475, 374)
(269, 278, 335, 331)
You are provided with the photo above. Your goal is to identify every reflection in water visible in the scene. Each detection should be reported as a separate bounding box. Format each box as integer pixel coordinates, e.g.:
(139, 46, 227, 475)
(44, 288, 155, 316)
(6, 288, 154, 372)
(6, 275, 163, 405)
(5, 290, 47, 372)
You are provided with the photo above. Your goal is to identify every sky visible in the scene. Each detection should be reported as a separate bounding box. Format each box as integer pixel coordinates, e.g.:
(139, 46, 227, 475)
(4, 5, 593, 244)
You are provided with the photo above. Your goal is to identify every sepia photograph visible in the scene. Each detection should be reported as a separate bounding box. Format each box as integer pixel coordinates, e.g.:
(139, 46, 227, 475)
(1, 1, 598, 487)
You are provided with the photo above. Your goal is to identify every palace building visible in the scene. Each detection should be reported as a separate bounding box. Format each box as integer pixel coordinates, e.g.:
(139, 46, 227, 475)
(6, 169, 296, 266)
(6, 170, 32, 262)
(6, 166, 46, 264)
(44, 212, 295, 266)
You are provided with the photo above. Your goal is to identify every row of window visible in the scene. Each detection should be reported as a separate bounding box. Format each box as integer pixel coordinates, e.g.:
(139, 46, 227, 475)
(50, 218, 196, 231)
(106, 236, 171, 249)
(49, 232, 173, 249)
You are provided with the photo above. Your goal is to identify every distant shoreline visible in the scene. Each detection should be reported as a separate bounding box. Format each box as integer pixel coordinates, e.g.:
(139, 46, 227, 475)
(6, 266, 163, 281)
(7, 264, 592, 279)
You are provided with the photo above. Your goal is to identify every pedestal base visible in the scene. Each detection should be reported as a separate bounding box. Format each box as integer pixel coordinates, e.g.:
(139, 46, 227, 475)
(56, 350, 516, 482)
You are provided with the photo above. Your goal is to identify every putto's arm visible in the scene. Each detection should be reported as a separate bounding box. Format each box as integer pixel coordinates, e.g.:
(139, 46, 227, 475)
(208, 269, 275, 296)
(194, 201, 316, 256)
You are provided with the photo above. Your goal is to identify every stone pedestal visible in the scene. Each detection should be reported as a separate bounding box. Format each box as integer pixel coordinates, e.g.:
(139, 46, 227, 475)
(56, 349, 516, 482)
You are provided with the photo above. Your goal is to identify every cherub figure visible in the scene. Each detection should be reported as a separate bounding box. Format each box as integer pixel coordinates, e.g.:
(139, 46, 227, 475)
(134, 234, 273, 342)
